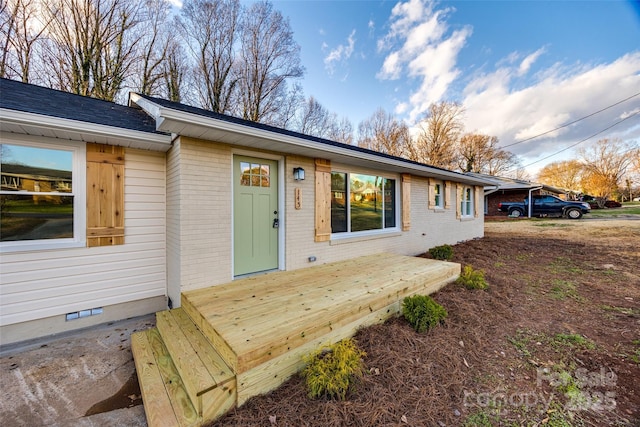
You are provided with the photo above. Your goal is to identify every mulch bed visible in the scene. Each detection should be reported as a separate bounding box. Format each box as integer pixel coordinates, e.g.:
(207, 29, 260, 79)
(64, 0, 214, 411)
(211, 225, 640, 426)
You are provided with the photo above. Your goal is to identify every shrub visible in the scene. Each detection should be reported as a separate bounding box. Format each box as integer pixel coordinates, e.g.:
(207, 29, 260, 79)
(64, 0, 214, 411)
(456, 265, 488, 290)
(402, 294, 448, 333)
(428, 244, 453, 260)
(302, 338, 366, 400)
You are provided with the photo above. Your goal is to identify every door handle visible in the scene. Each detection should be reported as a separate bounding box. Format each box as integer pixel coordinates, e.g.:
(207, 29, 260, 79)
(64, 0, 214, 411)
(272, 218, 279, 228)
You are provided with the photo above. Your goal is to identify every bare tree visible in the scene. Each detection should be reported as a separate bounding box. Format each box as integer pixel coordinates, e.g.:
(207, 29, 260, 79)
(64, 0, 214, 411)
(357, 108, 412, 158)
(235, 0, 304, 123)
(536, 160, 584, 190)
(0, 0, 19, 79)
(326, 116, 354, 145)
(0, 0, 49, 82)
(579, 138, 639, 205)
(412, 101, 465, 169)
(161, 39, 187, 102)
(297, 96, 330, 136)
(457, 133, 518, 175)
(131, 0, 171, 96)
(42, 0, 141, 101)
(178, 0, 239, 113)
(293, 96, 352, 143)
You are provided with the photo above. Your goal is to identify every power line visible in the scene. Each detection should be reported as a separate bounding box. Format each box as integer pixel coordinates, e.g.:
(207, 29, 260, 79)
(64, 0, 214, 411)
(515, 110, 640, 170)
(503, 91, 640, 149)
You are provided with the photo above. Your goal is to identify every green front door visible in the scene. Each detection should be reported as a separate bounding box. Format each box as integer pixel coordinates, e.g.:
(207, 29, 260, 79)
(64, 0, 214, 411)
(233, 156, 279, 276)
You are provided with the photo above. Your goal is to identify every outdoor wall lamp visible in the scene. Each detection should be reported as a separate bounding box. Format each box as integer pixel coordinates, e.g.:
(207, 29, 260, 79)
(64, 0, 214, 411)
(293, 167, 305, 181)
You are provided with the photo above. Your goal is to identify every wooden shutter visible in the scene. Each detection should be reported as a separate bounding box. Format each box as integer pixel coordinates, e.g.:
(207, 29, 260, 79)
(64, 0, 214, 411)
(474, 186, 481, 218)
(444, 180, 452, 209)
(314, 159, 331, 242)
(86, 143, 125, 247)
(428, 178, 436, 209)
(455, 183, 462, 219)
(402, 174, 411, 231)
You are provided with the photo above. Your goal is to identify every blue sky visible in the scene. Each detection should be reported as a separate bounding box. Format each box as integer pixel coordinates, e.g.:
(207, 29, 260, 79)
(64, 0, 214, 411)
(178, 0, 640, 176)
(273, 0, 640, 175)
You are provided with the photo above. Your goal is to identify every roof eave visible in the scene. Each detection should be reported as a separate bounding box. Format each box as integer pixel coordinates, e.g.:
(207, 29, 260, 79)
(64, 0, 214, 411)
(130, 94, 492, 186)
(0, 108, 172, 152)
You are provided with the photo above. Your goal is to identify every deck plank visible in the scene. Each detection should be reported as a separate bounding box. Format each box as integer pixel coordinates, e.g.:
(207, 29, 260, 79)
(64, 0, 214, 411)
(132, 329, 200, 427)
(182, 254, 459, 374)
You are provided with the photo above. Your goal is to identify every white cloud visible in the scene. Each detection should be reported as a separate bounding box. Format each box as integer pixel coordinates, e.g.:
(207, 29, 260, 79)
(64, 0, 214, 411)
(324, 30, 356, 75)
(167, 0, 183, 8)
(620, 107, 640, 120)
(374, 0, 639, 174)
(518, 47, 546, 76)
(462, 52, 640, 167)
(377, 0, 471, 122)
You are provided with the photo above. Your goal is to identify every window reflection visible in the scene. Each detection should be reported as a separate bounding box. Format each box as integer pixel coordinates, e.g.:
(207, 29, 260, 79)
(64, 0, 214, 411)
(1, 144, 75, 242)
(331, 172, 396, 234)
(0, 195, 74, 241)
(1, 144, 72, 192)
(350, 174, 382, 232)
(331, 172, 347, 233)
(240, 162, 270, 187)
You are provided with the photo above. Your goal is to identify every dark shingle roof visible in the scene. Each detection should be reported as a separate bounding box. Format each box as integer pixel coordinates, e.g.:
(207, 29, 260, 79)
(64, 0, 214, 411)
(136, 93, 466, 176)
(0, 78, 160, 134)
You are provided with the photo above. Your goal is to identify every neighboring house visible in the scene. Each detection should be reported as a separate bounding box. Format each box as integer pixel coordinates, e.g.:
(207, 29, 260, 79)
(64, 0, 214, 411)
(465, 172, 565, 217)
(1, 78, 491, 345)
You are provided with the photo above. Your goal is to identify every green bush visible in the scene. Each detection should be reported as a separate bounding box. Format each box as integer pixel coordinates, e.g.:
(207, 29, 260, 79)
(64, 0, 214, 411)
(402, 294, 448, 333)
(428, 244, 454, 260)
(456, 265, 488, 290)
(302, 338, 366, 400)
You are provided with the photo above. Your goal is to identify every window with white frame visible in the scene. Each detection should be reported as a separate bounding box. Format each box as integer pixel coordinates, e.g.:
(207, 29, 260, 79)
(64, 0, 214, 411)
(434, 182, 443, 208)
(331, 171, 397, 235)
(460, 186, 473, 217)
(0, 138, 85, 252)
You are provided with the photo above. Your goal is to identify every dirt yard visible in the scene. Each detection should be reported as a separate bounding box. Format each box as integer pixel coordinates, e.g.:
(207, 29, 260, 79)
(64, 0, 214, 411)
(212, 218, 640, 426)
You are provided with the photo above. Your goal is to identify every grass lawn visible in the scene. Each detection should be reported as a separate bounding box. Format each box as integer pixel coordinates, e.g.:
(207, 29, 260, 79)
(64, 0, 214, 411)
(588, 202, 640, 216)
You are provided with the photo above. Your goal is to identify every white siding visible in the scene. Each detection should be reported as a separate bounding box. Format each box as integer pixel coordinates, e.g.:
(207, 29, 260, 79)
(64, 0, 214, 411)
(0, 148, 167, 326)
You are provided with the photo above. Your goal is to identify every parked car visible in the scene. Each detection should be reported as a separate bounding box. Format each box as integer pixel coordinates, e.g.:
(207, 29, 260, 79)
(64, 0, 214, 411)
(498, 195, 591, 219)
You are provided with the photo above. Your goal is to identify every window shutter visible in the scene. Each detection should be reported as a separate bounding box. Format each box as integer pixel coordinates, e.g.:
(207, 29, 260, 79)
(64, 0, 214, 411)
(444, 180, 452, 209)
(314, 159, 331, 242)
(86, 143, 125, 247)
(402, 174, 411, 231)
(428, 178, 436, 209)
(474, 186, 481, 218)
(455, 183, 462, 219)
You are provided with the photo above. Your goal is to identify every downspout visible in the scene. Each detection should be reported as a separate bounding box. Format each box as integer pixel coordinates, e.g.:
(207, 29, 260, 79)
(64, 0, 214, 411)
(483, 186, 500, 196)
(483, 186, 500, 216)
(528, 186, 543, 218)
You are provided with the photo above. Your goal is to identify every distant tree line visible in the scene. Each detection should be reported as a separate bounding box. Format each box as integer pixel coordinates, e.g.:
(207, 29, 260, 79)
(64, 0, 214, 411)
(537, 139, 640, 204)
(0, 0, 531, 177)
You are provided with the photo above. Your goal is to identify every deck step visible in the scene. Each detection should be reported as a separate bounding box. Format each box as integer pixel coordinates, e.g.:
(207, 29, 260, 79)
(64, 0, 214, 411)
(155, 308, 236, 423)
(131, 328, 200, 427)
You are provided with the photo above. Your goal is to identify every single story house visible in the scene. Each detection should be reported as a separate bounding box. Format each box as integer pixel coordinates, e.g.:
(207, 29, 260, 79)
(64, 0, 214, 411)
(465, 172, 565, 217)
(0, 78, 491, 345)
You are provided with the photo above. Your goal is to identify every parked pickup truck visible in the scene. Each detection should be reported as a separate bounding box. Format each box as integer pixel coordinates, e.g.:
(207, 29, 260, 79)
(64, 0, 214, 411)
(498, 195, 591, 219)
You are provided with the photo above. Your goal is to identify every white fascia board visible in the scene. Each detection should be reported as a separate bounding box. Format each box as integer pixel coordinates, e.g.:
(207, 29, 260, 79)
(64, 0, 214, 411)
(0, 108, 172, 151)
(135, 97, 491, 186)
(129, 93, 163, 122)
